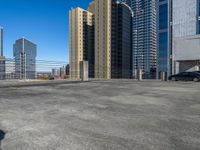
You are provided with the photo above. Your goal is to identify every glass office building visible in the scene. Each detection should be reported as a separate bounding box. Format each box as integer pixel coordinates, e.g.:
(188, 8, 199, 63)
(132, 0, 157, 79)
(119, 0, 157, 79)
(111, 1, 133, 78)
(198, 0, 200, 34)
(0, 26, 3, 57)
(172, 0, 200, 74)
(13, 38, 37, 79)
(120, 0, 132, 7)
(0, 26, 5, 80)
(157, 0, 172, 78)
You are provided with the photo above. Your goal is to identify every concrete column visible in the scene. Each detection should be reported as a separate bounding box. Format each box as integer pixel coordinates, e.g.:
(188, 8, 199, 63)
(137, 69, 142, 81)
(133, 69, 137, 79)
(80, 61, 89, 81)
(175, 61, 180, 74)
(160, 72, 167, 81)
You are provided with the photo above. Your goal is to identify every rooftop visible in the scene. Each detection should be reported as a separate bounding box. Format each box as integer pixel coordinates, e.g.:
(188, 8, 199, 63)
(0, 80, 200, 150)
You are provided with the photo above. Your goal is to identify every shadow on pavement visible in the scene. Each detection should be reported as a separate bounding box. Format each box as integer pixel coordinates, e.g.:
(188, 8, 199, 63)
(0, 130, 6, 150)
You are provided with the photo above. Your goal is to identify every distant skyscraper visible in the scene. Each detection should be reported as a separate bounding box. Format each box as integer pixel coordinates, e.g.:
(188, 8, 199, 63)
(111, 1, 133, 78)
(132, 0, 157, 79)
(51, 68, 60, 77)
(0, 56, 6, 80)
(13, 38, 37, 79)
(94, 0, 112, 79)
(5, 60, 15, 79)
(65, 64, 70, 76)
(0, 26, 3, 56)
(0, 26, 5, 80)
(69, 7, 94, 79)
(157, 0, 172, 78)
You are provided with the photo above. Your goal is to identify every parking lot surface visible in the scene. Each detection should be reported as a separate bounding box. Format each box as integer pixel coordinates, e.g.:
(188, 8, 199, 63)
(0, 80, 200, 150)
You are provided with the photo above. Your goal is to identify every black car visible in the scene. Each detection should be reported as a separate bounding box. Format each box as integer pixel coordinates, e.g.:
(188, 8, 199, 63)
(168, 72, 200, 82)
(194, 71, 200, 74)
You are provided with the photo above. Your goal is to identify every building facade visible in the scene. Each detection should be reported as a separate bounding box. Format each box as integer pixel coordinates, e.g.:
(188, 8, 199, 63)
(120, 0, 132, 7)
(157, 0, 172, 78)
(69, 7, 94, 79)
(0, 26, 3, 57)
(94, 0, 112, 79)
(65, 64, 70, 76)
(5, 59, 15, 79)
(13, 38, 37, 79)
(111, 1, 133, 78)
(0, 26, 5, 80)
(132, 0, 157, 79)
(172, 0, 200, 74)
(0, 56, 6, 80)
(51, 68, 60, 77)
(120, 0, 158, 79)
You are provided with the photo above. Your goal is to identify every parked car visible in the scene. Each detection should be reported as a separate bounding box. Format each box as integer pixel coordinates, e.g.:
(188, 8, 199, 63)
(194, 71, 200, 74)
(168, 72, 200, 82)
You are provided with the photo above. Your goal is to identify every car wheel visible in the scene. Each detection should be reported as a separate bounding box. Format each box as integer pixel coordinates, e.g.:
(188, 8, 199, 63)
(171, 77, 177, 81)
(193, 78, 199, 82)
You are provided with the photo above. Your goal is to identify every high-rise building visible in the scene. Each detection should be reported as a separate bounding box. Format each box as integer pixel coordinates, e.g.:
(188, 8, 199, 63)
(0, 26, 5, 80)
(88, 1, 95, 14)
(0, 26, 3, 57)
(120, 0, 132, 7)
(172, 0, 200, 73)
(157, 0, 172, 78)
(111, 1, 133, 78)
(65, 64, 70, 76)
(132, 0, 157, 79)
(13, 38, 37, 79)
(0, 56, 6, 80)
(51, 68, 60, 77)
(69, 7, 94, 79)
(70, 0, 133, 79)
(5, 60, 15, 79)
(119, 0, 157, 79)
(94, 0, 112, 79)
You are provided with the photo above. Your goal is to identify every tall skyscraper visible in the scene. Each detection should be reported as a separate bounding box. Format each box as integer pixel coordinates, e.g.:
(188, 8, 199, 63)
(120, 0, 132, 7)
(13, 38, 37, 79)
(94, 0, 112, 79)
(0, 26, 3, 56)
(157, 0, 172, 78)
(119, 0, 157, 79)
(69, 7, 95, 79)
(0, 26, 5, 80)
(172, 0, 200, 74)
(132, 0, 157, 79)
(111, 1, 133, 78)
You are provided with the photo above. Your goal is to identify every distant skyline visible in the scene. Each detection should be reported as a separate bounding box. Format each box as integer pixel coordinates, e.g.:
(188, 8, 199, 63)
(0, 0, 92, 62)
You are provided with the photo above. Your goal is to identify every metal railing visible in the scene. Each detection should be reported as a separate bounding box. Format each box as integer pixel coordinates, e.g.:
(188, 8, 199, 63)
(0, 58, 69, 81)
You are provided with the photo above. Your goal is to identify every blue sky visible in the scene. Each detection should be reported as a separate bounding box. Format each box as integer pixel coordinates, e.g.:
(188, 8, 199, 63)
(0, 0, 92, 62)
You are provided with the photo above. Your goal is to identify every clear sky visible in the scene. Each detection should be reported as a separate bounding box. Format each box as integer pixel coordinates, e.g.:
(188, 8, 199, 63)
(0, 0, 92, 62)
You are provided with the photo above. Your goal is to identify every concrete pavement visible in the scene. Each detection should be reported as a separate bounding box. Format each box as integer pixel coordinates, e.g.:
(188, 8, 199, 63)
(0, 80, 200, 150)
